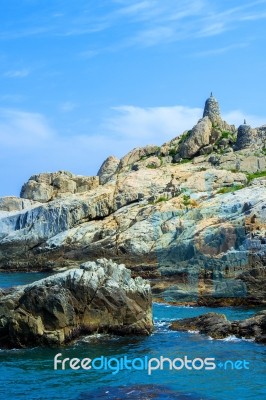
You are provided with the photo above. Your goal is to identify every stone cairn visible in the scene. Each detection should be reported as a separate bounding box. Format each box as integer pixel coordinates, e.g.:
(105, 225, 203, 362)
(235, 120, 255, 150)
(203, 92, 222, 125)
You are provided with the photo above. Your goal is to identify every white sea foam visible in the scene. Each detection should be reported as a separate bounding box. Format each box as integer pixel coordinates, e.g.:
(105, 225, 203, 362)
(208, 335, 255, 343)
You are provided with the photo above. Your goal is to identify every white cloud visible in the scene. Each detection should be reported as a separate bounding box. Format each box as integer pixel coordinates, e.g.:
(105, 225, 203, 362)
(0, 108, 54, 147)
(104, 105, 202, 143)
(224, 110, 266, 128)
(3, 69, 30, 78)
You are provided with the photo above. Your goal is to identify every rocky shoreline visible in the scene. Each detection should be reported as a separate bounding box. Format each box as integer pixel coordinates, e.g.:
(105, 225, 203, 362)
(0, 95, 265, 308)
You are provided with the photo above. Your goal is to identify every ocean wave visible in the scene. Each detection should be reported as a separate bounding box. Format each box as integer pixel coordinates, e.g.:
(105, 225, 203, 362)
(154, 321, 170, 328)
(208, 335, 255, 343)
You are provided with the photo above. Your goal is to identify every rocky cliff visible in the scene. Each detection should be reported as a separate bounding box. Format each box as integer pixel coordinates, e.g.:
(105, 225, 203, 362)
(0, 95, 265, 306)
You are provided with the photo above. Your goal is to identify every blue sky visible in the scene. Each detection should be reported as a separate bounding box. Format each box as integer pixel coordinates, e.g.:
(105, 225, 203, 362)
(1, 0, 266, 196)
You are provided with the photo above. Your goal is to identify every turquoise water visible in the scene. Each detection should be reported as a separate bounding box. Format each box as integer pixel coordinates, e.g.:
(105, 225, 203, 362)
(0, 273, 265, 400)
(0, 271, 54, 288)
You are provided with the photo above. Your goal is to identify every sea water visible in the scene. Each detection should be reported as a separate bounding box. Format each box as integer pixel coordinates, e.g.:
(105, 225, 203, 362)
(0, 273, 265, 400)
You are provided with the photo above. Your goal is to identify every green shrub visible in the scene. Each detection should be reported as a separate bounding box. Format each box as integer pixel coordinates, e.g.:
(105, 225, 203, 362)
(146, 164, 158, 169)
(217, 185, 244, 194)
(247, 171, 266, 183)
(221, 131, 231, 139)
(169, 148, 177, 157)
(183, 194, 191, 206)
(180, 158, 192, 164)
(155, 196, 168, 203)
(179, 130, 191, 144)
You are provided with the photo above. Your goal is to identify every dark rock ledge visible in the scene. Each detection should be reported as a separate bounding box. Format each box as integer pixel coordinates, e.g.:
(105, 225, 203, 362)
(0, 258, 153, 348)
(170, 311, 266, 344)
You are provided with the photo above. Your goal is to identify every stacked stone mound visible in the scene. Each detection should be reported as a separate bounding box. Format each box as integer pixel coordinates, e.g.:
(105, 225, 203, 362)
(235, 123, 256, 150)
(20, 170, 99, 203)
(0, 259, 153, 348)
(178, 94, 235, 159)
(203, 94, 222, 125)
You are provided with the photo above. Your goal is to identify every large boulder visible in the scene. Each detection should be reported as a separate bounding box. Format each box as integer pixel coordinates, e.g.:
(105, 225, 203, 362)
(0, 259, 153, 348)
(170, 313, 231, 339)
(170, 310, 266, 343)
(97, 155, 120, 184)
(118, 145, 159, 170)
(179, 117, 212, 158)
(20, 171, 99, 203)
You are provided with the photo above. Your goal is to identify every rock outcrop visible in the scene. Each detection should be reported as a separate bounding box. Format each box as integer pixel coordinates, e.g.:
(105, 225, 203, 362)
(0, 197, 37, 212)
(178, 94, 236, 159)
(170, 310, 266, 343)
(118, 145, 159, 170)
(0, 95, 266, 307)
(97, 155, 120, 184)
(20, 171, 99, 203)
(179, 116, 213, 158)
(0, 259, 153, 348)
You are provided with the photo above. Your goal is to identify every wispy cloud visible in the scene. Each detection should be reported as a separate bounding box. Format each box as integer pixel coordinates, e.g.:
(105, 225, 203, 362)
(191, 42, 249, 57)
(3, 69, 30, 78)
(1, 0, 265, 50)
(224, 110, 266, 128)
(0, 108, 54, 147)
(104, 105, 202, 141)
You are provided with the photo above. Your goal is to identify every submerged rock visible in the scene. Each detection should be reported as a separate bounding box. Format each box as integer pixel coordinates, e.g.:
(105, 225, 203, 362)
(77, 384, 209, 400)
(0, 259, 153, 348)
(170, 310, 266, 343)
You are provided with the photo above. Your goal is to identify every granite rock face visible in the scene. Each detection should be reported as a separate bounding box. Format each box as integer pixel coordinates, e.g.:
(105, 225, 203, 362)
(179, 117, 213, 158)
(0, 259, 153, 348)
(97, 155, 120, 184)
(0, 197, 37, 212)
(118, 145, 159, 170)
(170, 310, 266, 343)
(20, 171, 99, 203)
